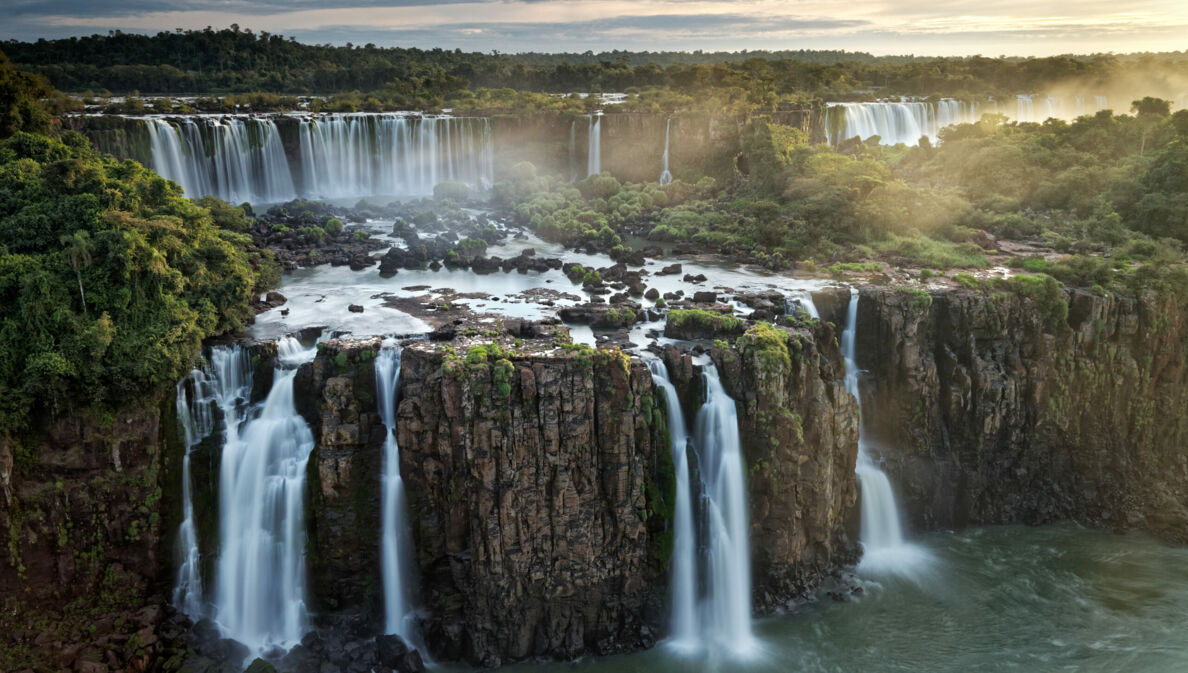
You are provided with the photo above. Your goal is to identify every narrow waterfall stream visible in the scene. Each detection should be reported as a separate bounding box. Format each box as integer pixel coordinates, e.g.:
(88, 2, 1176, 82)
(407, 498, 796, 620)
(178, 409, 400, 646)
(569, 119, 578, 182)
(658, 118, 673, 186)
(646, 360, 697, 649)
(174, 345, 255, 621)
(840, 290, 931, 576)
(587, 114, 602, 176)
(173, 366, 216, 618)
(213, 338, 317, 657)
(375, 341, 421, 645)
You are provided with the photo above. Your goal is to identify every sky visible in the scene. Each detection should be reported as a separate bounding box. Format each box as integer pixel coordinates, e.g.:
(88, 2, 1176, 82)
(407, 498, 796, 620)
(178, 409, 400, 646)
(2, 0, 1187, 56)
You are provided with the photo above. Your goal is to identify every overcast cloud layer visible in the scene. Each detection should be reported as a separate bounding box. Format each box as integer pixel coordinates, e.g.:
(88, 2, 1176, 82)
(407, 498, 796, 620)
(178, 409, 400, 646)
(2, 0, 1186, 56)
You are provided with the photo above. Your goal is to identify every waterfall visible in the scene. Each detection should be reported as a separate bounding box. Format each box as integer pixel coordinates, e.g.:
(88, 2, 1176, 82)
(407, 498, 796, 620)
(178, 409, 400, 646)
(213, 338, 316, 657)
(693, 362, 755, 654)
(174, 346, 255, 620)
(840, 290, 929, 576)
(375, 341, 421, 644)
(296, 114, 493, 199)
(147, 117, 296, 204)
(173, 366, 217, 618)
(568, 119, 577, 183)
(659, 118, 673, 186)
(826, 100, 980, 146)
(145, 113, 493, 203)
(587, 114, 602, 177)
(784, 289, 820, 320)
(647, 354, 755, 655)
(646, 360, 697, 650)
(1015, 94, 1036, 123)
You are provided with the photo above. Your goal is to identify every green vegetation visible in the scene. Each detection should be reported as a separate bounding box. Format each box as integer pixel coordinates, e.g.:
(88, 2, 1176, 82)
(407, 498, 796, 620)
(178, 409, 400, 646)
(0, 55, 276, 434)
(997, 274, 1069, 329)
(735, 323, 792, 371)
(666, 309, 746, 336)
(492, 100, 1188, 278)
(8, 28, 1188, 116)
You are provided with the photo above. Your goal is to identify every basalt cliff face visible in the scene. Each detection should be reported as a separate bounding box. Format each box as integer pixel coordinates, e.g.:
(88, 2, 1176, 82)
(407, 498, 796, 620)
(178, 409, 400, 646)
(299, 331, 859, 666)
(0, 402, 180, 672)
(394, 344, 665, 666)
(856, 285, 1188, 541)
(293, 339, 670, 666)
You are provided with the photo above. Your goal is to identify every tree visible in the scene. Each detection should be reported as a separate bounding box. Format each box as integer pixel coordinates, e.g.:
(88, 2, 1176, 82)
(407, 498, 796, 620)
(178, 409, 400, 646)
(59, 230, 93, 314)
(1131, 97, 1172, 117)
(1131, 97, 1172, 156)
(0, 50, 51, 138)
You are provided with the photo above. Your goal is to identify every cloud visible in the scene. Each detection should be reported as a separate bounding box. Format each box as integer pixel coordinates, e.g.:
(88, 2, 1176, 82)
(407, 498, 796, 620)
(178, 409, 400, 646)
(3, 0, 1187, 55)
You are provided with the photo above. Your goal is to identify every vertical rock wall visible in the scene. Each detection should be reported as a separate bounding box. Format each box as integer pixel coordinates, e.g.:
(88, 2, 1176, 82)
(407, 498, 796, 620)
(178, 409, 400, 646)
(857, 285, 1188, 541)
(394, 344, 666, 666)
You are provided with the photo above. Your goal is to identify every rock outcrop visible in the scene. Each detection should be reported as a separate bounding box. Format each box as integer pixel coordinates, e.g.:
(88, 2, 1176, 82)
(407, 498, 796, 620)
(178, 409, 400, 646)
(661, 319, 860, 612)
(0, 403, 176, 672)
(856, 284, 1188, 541)
(395, 343, 666, 666)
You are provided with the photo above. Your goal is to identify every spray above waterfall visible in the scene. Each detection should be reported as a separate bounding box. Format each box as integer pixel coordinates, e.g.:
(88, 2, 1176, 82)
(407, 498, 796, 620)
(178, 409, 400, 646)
(840, 290, 931, 577)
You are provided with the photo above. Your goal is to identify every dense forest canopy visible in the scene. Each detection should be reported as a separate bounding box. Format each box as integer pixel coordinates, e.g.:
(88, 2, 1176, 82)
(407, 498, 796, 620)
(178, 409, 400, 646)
(4, 27, 1188, 106)
(0, 52, 276, 435)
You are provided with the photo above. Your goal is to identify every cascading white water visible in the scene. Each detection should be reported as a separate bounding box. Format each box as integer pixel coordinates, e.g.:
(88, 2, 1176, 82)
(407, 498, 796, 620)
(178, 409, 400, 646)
(587, 114, 602, 176)
(375, 341, 421, 643)
(646, 359, 697, 650)
(827, 100, 980, 146)
(1016, 94, 1109, 123)
(659, 118, 673, 186)
(693, 362, 755, 655)
(147, 117, 296, 204)
(145, 113, 493, 203)
(173, 366, 217, 618)
(569, 119, 578, 182)
(784, 289, 820, 320)
(296, 114, 493, 199)
(174, 346, 256, 620)
(840, 290, 930, 576)
(213, 338, 316, 657)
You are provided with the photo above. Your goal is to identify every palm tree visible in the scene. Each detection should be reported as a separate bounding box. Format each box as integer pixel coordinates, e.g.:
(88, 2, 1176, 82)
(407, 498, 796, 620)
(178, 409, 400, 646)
(60, 231, 94, 314)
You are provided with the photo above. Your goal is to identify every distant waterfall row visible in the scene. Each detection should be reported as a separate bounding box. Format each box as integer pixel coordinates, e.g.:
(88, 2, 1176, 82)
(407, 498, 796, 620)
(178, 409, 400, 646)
(828, 94, 1112, 146)
(146, 113, 495, 203)
(826, 100, 982, 146)
(1012, 94, 1109, 123)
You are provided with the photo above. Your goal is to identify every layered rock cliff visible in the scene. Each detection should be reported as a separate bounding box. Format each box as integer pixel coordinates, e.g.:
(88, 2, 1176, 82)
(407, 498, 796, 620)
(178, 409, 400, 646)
(296, 338, 670, 667)
(0, 402, 179, 672)
(856, 283, 1188, 541)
